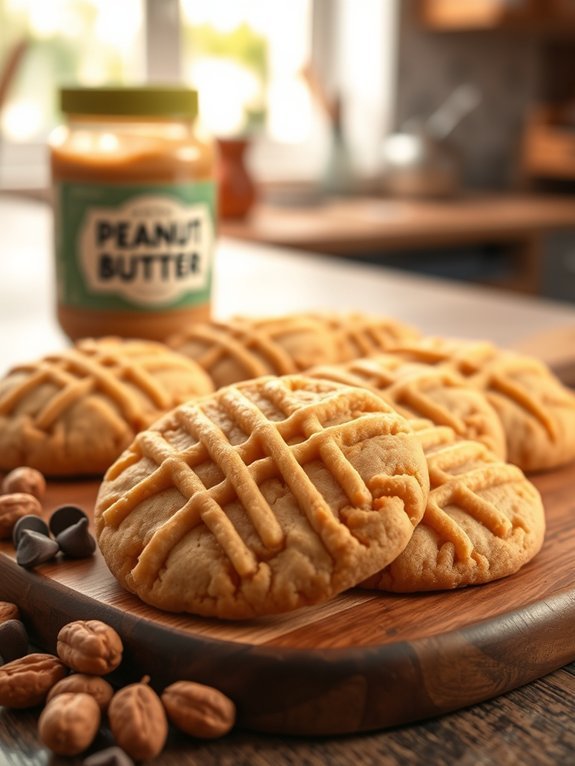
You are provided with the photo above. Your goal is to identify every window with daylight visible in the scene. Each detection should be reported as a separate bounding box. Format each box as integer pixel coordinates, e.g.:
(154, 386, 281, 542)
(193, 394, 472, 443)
(181, 0, 313, 143)
(0, 0, 143, 143)
(0, 0, 397, 189)
(0, 0, 143, 187)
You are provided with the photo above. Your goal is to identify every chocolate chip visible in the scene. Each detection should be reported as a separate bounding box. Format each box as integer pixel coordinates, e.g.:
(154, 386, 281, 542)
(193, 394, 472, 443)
(49, 505, 88, 537)
(12, 514, 50, 546)
(83, 746, 134, 766)
(0, 619, 29, 664)
(16, 529, 60, 568)
(56, 517, 96, 559)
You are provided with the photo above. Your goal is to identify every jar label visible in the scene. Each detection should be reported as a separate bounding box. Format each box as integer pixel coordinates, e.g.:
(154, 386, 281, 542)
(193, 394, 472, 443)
(54, 181, 216, 311)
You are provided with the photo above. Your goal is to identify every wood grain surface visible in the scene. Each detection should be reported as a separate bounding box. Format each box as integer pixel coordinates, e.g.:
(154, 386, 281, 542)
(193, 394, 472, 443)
(3, 664, 575, 766)
(0, 463, 574, 737)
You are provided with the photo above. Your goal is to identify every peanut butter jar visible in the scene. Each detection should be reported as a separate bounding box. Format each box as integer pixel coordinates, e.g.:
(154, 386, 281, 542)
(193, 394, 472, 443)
(49, 86, 216, 342)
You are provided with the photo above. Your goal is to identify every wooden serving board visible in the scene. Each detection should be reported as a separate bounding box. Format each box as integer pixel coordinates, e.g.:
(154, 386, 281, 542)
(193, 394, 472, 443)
(1, 465, 574, 737)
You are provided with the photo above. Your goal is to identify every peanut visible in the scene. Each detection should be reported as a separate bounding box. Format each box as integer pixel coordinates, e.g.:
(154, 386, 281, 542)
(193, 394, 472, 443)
(0, 652, 67, 708)
(161, 680, 236, 738)
(38, 691, 101, 756)
(47, 673, 114, 712)
(57, 620, 123, 675)
(0, 601, 20, 623)
(0, 493, 42, 539)
(108, 677, 168, 760)
(2, 467, 46, 501)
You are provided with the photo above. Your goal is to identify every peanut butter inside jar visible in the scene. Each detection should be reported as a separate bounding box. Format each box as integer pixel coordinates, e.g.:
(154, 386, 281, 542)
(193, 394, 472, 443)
(49, 86, 216, 342)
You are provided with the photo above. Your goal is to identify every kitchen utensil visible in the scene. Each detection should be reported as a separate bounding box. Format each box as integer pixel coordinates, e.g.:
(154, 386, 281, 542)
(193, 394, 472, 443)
(301, 65, 357, 195)
(379, 83, 481, 198)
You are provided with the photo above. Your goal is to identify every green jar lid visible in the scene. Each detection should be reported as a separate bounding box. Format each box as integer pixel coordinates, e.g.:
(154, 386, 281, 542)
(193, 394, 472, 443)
(59, 86, 198, 118)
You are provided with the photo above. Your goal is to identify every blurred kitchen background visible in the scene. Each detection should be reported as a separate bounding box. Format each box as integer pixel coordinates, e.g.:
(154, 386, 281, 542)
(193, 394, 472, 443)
(2, 0, 575, 302)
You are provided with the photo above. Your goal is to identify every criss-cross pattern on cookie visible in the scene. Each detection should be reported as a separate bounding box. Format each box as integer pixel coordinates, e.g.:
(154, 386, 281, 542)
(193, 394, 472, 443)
(306, 312, 420, 359)
(390, 339, 566, 441)
(361, 419, 544, 592)
(313, 357, 472, 429)
(100, 377, 420, 589)
(169, 316, 336, 383)
(0, 339, 198, 431)
(169, 320, 295, 380)
(473, 358, 561, 440)
(413, 422, 529, 561)
(309, 356, 503, 451)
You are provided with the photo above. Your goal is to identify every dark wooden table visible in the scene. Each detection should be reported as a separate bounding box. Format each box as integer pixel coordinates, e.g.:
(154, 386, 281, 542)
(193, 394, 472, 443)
(3, 666, 575, 765)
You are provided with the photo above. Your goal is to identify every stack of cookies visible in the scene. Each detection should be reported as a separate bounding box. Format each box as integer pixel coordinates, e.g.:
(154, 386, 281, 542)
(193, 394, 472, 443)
(1, 311, 573, 620)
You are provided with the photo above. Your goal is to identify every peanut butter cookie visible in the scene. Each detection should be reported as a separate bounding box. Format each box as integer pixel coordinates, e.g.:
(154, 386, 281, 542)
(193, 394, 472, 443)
(378, 337, 575, 473)
(302, 311, 421, 361)
(95, 375, 430, 619)
(0, 337, 214, 476)
(167, 311, 419, 389)
(309, 354, 506, 459)
(167, 314, 340, 388)
(362, 420, 545, 592)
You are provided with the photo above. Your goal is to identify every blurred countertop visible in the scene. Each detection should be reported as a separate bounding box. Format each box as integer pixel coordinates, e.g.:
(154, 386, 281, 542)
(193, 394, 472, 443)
(221, 191, 575, 252)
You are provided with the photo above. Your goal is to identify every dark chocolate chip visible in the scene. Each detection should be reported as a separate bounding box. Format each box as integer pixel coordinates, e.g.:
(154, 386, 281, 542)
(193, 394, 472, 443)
(0, 619, 29, 664)
(49, 504, 88, 537)
(12, 514, 50, 547)
(16, 529, 60, 568)
(83, 746, 135, 766)
(56, 517, 96, 558)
